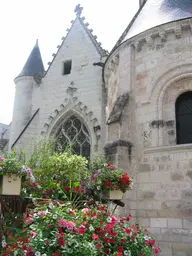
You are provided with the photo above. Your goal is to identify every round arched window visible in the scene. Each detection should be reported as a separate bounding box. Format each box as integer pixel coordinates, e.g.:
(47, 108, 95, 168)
(55, 115, 91, 158)
(176, 91, 192, 144)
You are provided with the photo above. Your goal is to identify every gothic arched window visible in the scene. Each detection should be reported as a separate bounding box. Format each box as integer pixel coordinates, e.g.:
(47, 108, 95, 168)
(55, 115, 91, 158)
(176, 91, 192, 144)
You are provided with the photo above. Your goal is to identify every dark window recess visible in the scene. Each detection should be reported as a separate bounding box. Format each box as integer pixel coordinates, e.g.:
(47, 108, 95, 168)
(63, 60, 72, 75)
(55, 115, 90, 160)
(176, 91, 192, 144)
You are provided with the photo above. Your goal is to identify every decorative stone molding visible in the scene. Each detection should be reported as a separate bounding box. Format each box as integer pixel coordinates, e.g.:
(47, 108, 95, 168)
(107, 92, 129, 125)
(66, 81, 77, 96)
(134, 41, 142, 52)
(41, 97, 101, 146)
(174, 27, 182, 38)
(159, 31, 167, 42)
(104, 18, 192, 83)
(149, 64, 192, 147)
(104, 139, 132, 161)
(146, 36, 153, 47)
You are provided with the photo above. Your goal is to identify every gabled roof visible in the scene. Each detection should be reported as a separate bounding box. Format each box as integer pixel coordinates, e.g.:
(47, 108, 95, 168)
(16, 40, 45, 79)
(114, 0, 192, 49)
(45, 4, 108, 76)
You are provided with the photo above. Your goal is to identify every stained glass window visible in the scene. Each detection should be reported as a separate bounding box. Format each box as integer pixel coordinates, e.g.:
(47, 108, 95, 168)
(55, 116, 90, 158)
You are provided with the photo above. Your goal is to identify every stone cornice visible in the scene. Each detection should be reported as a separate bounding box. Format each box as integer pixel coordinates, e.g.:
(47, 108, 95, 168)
(104, 18, 192, 84)
(144, 144, 192, 154)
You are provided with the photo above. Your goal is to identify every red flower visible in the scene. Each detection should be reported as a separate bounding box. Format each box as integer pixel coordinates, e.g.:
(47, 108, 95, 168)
(149, 239, 155, 246)
(92, 233, 99, 240)
(107, 163, 115, 169)
(118, 246, 123, 252)
(58, 237, 65, 247)
(117, 252, 123, 256)
(105, 181, 112, 188)
(64, 187, 70, 192)
(120, 172, 130, 185)
(154, 248, 160, 254)
(22, 245, 27, 251)
(74, 186, 80, 192)
(99, 205, 105, 211)
(96, 243, 102, 248)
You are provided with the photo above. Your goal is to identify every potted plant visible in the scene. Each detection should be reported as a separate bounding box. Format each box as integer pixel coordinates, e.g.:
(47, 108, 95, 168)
(0, 151, 39, 196)
(0, 153, 24, 195)
(85, 157, 133, 200)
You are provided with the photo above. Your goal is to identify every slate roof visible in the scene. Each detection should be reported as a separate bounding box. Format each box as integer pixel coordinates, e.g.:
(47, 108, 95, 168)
(16, 40, 45, 79)
(114, 0, 192, 48)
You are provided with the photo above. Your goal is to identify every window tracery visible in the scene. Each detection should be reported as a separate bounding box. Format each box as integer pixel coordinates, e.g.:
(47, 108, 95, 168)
(55, 115, 90, 158)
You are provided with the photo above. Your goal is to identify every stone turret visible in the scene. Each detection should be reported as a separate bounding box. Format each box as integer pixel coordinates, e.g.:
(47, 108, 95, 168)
(9, 40, 44, 150)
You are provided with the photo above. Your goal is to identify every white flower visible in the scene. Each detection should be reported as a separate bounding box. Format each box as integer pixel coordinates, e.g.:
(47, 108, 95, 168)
(22, 188, 27, 193)
(124, 251, 131, 256)
(35, 252, 41, 256)
(107, 217, 112, 223)
(52, 214, 57, 219)
(89, 225, 94, 231)
(2, 240, 6, 248)
(42, 254, 47, 256)
(49, 202, 54, 209)
(97, 186, 100, 190)
(88, 242, 95, 248)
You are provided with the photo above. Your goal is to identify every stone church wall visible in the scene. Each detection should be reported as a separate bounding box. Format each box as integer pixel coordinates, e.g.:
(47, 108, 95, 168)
(105, 19, 192, 255)
(39, 18, 104, 155)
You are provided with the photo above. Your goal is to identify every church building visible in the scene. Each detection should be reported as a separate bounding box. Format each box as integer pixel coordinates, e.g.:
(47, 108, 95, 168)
(2, 0, 192, 254)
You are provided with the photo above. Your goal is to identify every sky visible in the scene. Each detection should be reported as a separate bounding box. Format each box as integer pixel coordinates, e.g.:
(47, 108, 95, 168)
(0, 0, 139, 125)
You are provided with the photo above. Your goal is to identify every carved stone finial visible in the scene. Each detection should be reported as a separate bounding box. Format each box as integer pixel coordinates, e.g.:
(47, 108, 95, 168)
(67, 81, 77, 96)
(74, 4, 83, 16)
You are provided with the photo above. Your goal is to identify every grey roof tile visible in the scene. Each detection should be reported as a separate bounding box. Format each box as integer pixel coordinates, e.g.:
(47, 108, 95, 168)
(16, 40, 44, 79)
(116, 0, 192, 47)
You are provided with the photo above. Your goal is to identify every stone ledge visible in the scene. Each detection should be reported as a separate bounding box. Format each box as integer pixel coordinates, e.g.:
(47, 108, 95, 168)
(144, 144, 192, 154)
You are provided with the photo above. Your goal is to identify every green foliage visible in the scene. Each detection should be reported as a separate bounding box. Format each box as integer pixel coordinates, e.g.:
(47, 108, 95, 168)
(26, 137, 56, 170)
(0, 149, 26, 177)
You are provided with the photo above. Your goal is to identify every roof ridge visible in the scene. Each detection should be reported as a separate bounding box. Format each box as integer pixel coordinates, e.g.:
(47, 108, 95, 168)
(111, 0, 147, 52)
(45, 4, 108, 75)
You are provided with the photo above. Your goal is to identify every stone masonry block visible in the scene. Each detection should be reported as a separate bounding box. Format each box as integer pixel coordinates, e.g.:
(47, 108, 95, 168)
(151, 218, 167, 228)
(183, 219, 192, 229)
(139, 163, 151, 172)
(137, 173, 150, 182)
(168, 218, 182, 228)
(138, 217, 150, 227)
(159, 242, 172, 256)
(150, 172, 170, 183)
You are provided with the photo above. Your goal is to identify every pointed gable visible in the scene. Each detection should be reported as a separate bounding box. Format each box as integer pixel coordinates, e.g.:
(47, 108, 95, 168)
(44, 5, 108, 76)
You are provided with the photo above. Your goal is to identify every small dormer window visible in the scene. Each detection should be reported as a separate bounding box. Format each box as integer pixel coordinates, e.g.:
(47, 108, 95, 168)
(63, 60, 72, 75)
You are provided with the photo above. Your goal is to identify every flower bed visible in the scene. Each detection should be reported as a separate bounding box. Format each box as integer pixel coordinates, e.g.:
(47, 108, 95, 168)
(2, 202, 160, 256)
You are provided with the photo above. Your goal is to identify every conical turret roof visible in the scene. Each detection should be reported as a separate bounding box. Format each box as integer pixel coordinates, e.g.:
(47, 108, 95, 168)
(16, 40, 44, 79)
(115, 0, 192, 47)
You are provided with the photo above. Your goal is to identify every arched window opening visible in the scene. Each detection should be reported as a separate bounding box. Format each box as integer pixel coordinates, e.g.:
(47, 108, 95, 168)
(176, 91, 192, 144)
(55, 115, 91, 159)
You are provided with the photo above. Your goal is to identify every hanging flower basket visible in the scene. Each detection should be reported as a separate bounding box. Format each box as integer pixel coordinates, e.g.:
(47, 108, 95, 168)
(105, 189, 124, 200)
(0, 174, 21, 195)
